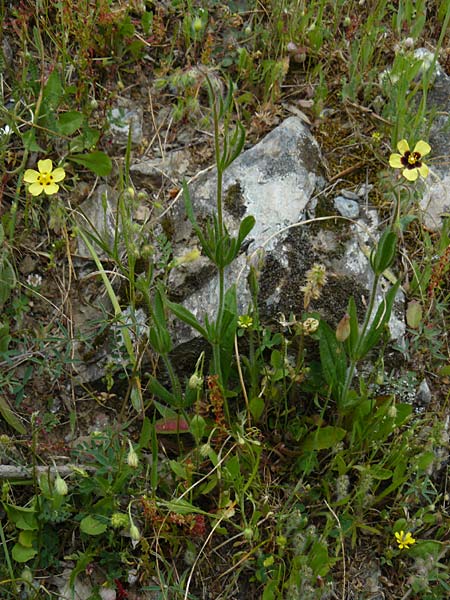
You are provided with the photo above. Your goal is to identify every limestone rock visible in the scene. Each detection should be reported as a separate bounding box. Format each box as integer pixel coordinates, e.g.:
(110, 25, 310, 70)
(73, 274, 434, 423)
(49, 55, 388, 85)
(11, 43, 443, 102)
(108, 100, 144, 147)
(166, 117, 404, 348)
(131, 148, 193, 188)
(420, 64, 450, 230)
(75, 184, 120, 259)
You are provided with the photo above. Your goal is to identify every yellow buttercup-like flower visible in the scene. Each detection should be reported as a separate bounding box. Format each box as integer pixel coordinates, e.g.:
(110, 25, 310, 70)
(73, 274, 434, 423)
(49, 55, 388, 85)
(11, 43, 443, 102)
(24, 159, 66, 196)
(395, 530, 416, 550)
(389, 139, 430, 181)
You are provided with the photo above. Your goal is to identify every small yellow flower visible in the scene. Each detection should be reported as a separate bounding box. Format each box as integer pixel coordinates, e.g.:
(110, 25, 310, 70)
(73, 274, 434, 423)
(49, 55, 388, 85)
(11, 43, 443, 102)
(23, 159, 66, 196)
(372, 131, 382, 143)
(237, 315, 253, 329)
(395, 530, 416, 549)
(389, 139, 430, 181)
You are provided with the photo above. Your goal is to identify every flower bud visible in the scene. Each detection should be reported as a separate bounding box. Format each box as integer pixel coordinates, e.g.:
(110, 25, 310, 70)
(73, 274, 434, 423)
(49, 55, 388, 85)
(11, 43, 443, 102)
(188, 373, 203, 389)
(129, 522, 141, 541)
(54, 475, 68, 496)
(335, 314, 351, 342)
(406, 299, 422, 329)
(192, 17, 203, 32)
(127, 440, 139, 468)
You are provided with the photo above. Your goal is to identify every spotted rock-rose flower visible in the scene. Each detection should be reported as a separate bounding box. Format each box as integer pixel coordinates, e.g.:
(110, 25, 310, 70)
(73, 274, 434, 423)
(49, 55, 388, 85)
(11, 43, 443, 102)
(389, 139, 430, 181)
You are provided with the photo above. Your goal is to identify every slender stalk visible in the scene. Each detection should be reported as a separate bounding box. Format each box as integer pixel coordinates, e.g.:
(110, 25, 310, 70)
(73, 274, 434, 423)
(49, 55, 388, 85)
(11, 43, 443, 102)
(0, 519, 15, 589)
(211, 91, 226, 382)
(340, 274, 380, 405)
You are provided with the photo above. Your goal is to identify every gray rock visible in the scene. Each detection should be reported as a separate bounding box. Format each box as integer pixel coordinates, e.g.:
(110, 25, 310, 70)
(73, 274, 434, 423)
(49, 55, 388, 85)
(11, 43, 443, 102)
(166, 117, 403, 348)
(416, 378, 432, 405)
(75, 184, 120, 259)
(419, 66, 450, 230)
(167, 116, 326, 341)
(108, 101, 143, 147)
(131, 149, 193, 188)
(334, 195, 360, 219)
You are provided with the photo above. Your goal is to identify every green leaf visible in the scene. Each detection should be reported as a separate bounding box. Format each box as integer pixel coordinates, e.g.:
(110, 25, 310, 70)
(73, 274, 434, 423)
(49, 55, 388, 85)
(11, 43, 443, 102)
(4, 505, 38, 530)
(56, 111, 84, 135)
(370, 229, 397, 275)
(162, 498, 204, 515)
(249, 397, 265, 421)
(189, 414, 206, 442)
(302, 426, 346, 451)
(318, 320, 347, 396)
(69, 151, 112, 176)
(80, 515, 107, 536)
(18, 530, 35, 548)
(416, 451, 435, 471)
(359, 281, 400, 357)
(309, 540, 330, 576)
(69, 126, 100, 152)
(0, 321, 11, 353)
(138, 417, 152, 450)
(164, 298, 208, 339)
(409, 540, 443, 560)
(42, 70, 63, 110)
(346, 296, 359, 359)
(0, 255, 16, 308)
(12, 543, 37, 563)
(0, 395, 26, 434)
(369, 467, 393, 480)
(147, 377, 179, 407)
(22, 129, 44, 152)
(236, 215, 255, 248)
(169, 460, 188, 479)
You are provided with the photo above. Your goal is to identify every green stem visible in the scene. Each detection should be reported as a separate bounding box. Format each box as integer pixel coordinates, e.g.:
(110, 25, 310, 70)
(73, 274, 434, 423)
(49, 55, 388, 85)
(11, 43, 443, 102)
(340, 274, 380, 406)
(0, 519, 15, 589)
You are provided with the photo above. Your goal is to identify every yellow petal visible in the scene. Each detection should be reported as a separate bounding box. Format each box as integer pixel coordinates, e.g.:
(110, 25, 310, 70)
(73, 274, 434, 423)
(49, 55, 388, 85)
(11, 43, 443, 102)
(43, 183, 59, 195)
(23, 169, 39, 183)
(37, 159, 53, 174)
(28, 182, 44, 196)
(389, 153, 403, 168)
(52, 167, 66, 182)
(397, 139, 409, 154)
(413, 140, 431, 157)
(403, 168, 418, 181)
(418, 162, 429, 178)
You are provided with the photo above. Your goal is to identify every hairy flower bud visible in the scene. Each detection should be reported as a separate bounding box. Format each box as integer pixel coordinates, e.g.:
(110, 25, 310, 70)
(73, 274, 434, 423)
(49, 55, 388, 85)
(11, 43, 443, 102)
(335, 314, 351, 342)
(188, 373, 203, 389)
(54, 475, 68, 496)
(127, 440, 139, 468)
(129, 522, 141, 541)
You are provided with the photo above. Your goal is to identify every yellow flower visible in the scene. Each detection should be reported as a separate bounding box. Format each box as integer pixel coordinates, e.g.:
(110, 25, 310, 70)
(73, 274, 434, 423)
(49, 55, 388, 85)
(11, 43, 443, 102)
(395, 530, 416, 549)
(23, 159, 66, 196)
(237, 315, 253, 329)
(389, 139, 430, 181)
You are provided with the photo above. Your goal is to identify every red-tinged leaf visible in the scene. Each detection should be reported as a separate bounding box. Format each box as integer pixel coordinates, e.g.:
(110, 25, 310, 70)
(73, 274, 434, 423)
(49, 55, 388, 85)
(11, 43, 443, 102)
(155, 417, 190, 434)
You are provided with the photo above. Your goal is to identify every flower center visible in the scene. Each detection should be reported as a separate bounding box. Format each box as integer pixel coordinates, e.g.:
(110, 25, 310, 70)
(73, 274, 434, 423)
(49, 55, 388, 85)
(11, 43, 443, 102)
(401, 151, 422, 169)
(37, 172, 54, 186)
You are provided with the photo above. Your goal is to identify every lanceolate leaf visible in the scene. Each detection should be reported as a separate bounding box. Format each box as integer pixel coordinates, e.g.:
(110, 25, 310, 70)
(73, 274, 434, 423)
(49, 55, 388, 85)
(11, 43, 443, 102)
(360, 281, 400, 357)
